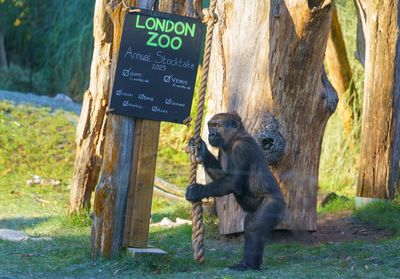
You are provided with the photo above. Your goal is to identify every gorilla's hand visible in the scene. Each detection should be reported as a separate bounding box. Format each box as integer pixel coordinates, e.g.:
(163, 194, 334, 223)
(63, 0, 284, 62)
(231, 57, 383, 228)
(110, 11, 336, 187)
(185, 184, 205, 202)
(185, 138, 208, 164)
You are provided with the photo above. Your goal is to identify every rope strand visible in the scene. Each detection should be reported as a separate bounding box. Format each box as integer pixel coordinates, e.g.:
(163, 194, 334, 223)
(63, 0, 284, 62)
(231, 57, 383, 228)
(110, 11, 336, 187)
(190, 0, 218, 264)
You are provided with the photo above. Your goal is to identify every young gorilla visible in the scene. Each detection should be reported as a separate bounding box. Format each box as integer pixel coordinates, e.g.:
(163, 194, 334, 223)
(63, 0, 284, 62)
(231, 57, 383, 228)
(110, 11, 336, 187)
(186, 112, 285, 271)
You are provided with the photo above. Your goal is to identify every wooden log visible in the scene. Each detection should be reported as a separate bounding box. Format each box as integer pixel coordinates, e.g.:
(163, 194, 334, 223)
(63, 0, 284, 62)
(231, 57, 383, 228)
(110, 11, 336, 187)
(91, 0, 136, 259)
(68, 0, 113, 214)
(204, 0, 337, 233)
(355, 0, 400, 200)
(91, 113, 135, 258)
(154, 176, 184, 197)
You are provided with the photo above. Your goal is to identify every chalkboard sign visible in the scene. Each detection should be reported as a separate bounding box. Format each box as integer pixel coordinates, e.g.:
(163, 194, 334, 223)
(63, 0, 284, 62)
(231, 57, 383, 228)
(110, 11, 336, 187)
(109, 8, 205, 124)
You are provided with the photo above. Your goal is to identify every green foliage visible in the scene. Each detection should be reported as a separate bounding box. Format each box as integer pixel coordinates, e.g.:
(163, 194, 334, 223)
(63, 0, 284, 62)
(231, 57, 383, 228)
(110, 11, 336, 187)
(0, 63, 49, 93)
(354, 198, 400, 235)
(40, 0, 94, 99)
(319, 113, 361, 195)
(0, 0, 94, 99)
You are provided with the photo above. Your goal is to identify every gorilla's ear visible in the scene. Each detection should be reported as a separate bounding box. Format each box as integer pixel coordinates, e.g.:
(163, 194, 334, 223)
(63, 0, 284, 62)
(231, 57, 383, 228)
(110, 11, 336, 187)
(229, 111, 241, 128)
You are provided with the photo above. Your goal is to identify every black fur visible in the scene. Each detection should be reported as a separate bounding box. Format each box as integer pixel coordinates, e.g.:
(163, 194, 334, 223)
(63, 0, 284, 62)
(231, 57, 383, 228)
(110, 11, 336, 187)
(186, 112, 285, 271)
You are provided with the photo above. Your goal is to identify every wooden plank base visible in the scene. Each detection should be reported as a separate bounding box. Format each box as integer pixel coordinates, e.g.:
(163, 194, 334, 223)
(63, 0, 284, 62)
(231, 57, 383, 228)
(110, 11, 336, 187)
(127, 247, 167, 258)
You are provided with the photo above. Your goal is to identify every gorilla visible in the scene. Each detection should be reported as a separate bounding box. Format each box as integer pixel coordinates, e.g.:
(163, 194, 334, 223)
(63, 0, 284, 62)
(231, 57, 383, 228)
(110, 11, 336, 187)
(185, 112, 285, 271)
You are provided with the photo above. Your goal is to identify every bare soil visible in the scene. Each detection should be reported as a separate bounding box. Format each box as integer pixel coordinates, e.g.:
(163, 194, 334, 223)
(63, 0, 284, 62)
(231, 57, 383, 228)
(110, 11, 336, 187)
(311, 211, 393, 244)
(266, 211, 394, 245)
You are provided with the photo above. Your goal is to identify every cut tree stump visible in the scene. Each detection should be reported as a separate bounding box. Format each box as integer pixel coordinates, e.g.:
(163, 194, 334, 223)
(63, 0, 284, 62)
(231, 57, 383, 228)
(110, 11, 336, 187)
(68, 0, 113, 214)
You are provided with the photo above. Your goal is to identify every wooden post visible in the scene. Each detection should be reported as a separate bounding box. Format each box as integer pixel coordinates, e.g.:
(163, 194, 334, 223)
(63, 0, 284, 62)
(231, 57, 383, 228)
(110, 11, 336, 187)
(123, 119, 160, 247)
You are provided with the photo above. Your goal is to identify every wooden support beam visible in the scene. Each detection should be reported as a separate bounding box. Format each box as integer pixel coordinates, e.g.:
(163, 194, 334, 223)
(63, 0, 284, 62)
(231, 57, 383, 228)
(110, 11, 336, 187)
(127, 247, 167, 257)
(123, 119, 160, 248)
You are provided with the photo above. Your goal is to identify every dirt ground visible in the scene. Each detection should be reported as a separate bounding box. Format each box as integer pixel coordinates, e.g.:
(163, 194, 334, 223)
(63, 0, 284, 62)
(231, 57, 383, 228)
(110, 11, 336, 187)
(311, 211, 393, 244)
(265, 211, 394, 245)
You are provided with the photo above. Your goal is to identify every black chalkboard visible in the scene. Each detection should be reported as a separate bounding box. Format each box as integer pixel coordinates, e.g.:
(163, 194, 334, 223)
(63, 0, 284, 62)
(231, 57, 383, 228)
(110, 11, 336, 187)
(109, 8, 205, 124)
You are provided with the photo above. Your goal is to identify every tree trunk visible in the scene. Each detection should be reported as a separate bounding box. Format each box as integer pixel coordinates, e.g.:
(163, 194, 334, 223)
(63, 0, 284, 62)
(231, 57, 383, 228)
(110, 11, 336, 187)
(355, 0, 400, 200)
(325, 5, 358, 134)
(91, 0, 199, 259)
(204, 0, 337, 233)
(68, 0, 113, 214)
(0, 28, 7, 68)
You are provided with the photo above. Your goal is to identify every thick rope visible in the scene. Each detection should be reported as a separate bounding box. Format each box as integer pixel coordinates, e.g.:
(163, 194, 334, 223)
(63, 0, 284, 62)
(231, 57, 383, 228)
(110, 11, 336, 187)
(190, 0, 218, 264)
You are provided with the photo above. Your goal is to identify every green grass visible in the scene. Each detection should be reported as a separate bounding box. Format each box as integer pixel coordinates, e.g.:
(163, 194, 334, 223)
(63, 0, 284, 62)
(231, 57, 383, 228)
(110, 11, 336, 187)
(355, 198, 400, 236)
(318, 195, 355, 216)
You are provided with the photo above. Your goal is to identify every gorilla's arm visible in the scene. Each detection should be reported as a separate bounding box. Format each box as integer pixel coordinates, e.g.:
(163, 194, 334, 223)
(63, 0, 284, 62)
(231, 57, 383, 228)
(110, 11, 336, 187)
(186, 142, 250, 202)
(197, 139, 225, 180)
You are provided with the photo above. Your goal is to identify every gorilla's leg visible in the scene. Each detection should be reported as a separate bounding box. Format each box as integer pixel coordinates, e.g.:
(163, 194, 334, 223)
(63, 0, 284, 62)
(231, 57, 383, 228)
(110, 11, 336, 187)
(243, 229, 265, 269)
(230, 199, 283, 271)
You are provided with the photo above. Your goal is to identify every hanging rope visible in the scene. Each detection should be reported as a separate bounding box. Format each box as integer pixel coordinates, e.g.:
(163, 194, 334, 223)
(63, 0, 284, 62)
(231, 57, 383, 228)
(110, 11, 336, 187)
(189, 0, 218, 264)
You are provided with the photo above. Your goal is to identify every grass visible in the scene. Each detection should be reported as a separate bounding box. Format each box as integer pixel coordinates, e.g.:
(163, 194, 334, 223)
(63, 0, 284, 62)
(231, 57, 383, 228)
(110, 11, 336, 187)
(1, 100, 400, 278)
(355, 198, 400, 236)
(318, 195, 355, 216)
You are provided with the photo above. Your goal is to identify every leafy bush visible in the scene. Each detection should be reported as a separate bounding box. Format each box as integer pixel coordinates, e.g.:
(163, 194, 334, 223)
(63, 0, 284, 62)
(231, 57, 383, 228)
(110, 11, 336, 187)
(0, 64, 49, 93)
(0, 0, 94, 99)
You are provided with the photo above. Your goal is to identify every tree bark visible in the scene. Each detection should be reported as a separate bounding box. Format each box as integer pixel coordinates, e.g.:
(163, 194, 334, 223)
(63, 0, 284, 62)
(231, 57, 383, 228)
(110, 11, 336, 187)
(325, 5, 358, 134)
(68, 0, 113, 214)
(204, 0, 337, 233)
(91, 0, 199, 259)
(355, 0, 400, 200)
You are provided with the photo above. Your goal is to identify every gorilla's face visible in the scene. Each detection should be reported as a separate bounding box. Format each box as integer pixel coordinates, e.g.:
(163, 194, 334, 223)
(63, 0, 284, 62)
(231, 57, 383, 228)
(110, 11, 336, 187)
(207, 114, 239, 148)
(207, 121, 223, 147)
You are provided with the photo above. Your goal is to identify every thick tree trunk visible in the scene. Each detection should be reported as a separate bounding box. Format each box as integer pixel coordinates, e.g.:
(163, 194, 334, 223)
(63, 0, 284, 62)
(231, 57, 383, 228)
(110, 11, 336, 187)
(68, 0, 113, 214)
(91, 0, 199, 259)
(205, 0, 337, 233)
(325, 5, 358, 134)
(355, 0, 400, 200)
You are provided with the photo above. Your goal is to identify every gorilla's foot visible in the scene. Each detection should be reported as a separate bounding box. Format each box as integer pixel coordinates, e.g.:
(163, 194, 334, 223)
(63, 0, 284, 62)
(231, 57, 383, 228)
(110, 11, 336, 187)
(226, 262, 260, 271)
